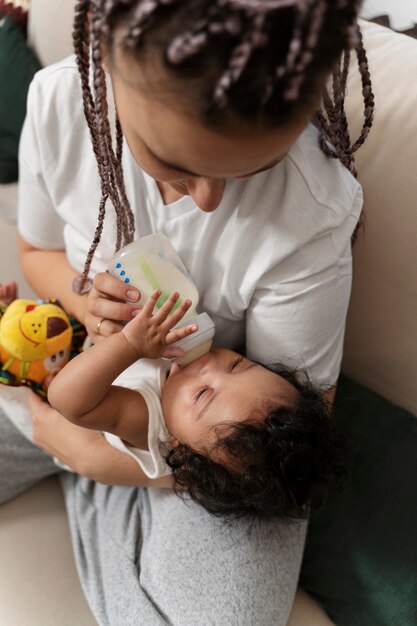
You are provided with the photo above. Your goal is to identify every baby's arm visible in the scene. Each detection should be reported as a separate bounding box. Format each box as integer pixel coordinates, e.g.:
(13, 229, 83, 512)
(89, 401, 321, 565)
(48, 290, 195, 448)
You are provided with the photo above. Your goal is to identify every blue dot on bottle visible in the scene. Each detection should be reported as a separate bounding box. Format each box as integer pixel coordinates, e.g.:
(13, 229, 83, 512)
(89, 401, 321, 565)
(120, 270, 125, 276)
(116, 263, 121, 268)
(124, 278, 130, 283)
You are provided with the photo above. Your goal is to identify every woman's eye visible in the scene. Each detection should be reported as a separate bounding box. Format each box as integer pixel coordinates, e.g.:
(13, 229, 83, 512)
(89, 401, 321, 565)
(159, 160, 185, 176)
(160, 161, 176, 173)
(230, 357, 243, 371)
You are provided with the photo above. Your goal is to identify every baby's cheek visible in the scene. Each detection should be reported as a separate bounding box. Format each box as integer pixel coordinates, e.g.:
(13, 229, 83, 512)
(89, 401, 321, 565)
(161, 387, 183, 432)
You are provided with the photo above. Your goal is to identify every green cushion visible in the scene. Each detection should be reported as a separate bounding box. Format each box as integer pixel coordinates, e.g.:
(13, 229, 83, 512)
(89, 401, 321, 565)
(0, 16, 41, 184)
(300, 376, 417, 626)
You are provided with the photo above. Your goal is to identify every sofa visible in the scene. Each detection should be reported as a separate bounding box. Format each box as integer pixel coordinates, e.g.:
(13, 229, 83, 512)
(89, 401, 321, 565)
(0, 2, 416, 624)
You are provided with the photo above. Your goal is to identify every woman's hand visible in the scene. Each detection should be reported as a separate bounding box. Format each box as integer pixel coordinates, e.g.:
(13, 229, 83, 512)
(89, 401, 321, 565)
(85, 271, 142, 342)
(28, 392, 173, 487)
(29, 391, 104, 475)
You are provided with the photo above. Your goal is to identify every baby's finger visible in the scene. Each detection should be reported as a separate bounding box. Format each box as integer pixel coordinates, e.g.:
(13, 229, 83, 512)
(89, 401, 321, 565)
(165, 322, 198, 345)
(142, 290, 162, 316)
(152, 291, 181, 322)
(160, 298, 192, 330)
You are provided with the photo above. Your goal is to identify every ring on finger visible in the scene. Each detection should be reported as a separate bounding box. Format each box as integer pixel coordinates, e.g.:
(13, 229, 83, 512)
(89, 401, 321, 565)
(96, 318, 106, 335)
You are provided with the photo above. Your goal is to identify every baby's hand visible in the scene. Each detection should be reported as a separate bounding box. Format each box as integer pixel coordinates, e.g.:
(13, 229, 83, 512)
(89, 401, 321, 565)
(0, 281, 18, 305)
(121, 290, 197, 360)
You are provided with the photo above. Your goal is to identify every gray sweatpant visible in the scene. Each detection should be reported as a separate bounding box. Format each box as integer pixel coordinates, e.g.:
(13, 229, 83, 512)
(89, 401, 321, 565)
(0, 408, 306, 626)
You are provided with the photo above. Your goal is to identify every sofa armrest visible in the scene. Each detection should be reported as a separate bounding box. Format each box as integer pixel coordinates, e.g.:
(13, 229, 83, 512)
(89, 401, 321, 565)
(28, 0, 75, 66)
(0, 477, 97, 625)
(0, 218, 34, 298)
(342, 21, 417, 415)
(0, 183, 18, 221)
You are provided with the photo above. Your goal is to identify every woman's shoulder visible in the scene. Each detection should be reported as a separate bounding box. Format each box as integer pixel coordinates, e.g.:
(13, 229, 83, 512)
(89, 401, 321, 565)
(30, 54, 81, 102)
(23, 55, 99, 179)
(235, 124, 362, 242)
(285, 124, 362, 219)
(27, 55, 86, 133)
(32, 54, 79, 80)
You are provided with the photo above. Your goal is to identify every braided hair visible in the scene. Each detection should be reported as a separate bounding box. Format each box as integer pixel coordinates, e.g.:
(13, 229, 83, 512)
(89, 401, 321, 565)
(73, 0, 374, 289)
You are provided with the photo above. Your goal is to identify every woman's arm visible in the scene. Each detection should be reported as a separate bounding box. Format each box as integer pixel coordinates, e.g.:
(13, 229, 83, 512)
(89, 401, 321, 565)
(19, 236, 87, 321)
(92, 438, 174, 487)
(29, 392, 172, 487)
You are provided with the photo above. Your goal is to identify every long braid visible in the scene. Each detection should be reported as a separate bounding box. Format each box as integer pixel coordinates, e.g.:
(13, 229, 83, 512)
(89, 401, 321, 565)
(115, 115, 135, 240)
(316, 25, 374, 172)
(74, 1, 110, 289)
(91, 6, 130, 252)
(73, 0, 136, 292)
(282, 0, 326, 101)
(316, 21, 374, 240)
(73, 0, 374, 281)
(92, 4, 137, 248)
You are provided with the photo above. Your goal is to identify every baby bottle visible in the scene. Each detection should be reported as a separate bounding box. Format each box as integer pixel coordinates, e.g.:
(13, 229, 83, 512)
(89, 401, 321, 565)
(109, 234, 215, 365)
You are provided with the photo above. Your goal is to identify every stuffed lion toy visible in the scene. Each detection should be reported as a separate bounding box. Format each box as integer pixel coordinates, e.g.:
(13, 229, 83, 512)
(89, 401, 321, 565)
(0, 298, 73, 386)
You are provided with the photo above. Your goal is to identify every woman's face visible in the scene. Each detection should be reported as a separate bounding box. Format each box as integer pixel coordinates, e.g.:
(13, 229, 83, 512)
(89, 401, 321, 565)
(108, 48, 311, 212)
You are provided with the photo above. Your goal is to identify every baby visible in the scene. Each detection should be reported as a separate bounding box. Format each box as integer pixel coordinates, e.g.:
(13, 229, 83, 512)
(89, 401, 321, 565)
(48, 288, 344, 520)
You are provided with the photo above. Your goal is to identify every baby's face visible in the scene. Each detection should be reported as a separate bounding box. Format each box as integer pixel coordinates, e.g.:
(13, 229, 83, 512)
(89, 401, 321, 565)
(161, 348, 297, 451)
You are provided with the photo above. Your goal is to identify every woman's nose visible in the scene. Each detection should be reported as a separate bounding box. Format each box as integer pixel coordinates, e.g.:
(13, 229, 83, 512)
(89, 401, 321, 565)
(186, 177, 226, 213)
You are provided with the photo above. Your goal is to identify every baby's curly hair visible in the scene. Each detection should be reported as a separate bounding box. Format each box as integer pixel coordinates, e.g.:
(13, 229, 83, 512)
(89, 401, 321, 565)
(165, 365, 346, 520)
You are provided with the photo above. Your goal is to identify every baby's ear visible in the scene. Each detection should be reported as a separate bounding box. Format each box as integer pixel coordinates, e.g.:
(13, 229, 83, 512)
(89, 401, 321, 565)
(168, 434, 180, 448)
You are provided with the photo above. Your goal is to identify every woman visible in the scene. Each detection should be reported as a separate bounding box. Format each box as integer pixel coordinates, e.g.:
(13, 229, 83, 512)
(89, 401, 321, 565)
(2, 1, 373, 624)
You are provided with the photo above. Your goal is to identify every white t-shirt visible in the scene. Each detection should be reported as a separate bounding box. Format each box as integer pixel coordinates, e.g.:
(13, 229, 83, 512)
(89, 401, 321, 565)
(105, 359, 172, 479)
(18, 56, 363, 388)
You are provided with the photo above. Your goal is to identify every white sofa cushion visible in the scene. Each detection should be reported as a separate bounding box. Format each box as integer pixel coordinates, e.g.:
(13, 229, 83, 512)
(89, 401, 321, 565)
(0, 182, 18, 221)
(0, 477, 97, 626)
(28, 0, 76, 67)
(342, 21, 417, 416)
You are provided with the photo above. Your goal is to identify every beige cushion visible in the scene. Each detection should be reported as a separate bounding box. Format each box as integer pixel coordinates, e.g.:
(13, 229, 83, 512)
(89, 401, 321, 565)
(287, 589, 335, 626)
(0, 219, 34, 297)
(342, 20, 417, 416)
(28, 0, 76, 66)
(0, 182, 18, 221)
(0, 477, 97, 626)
